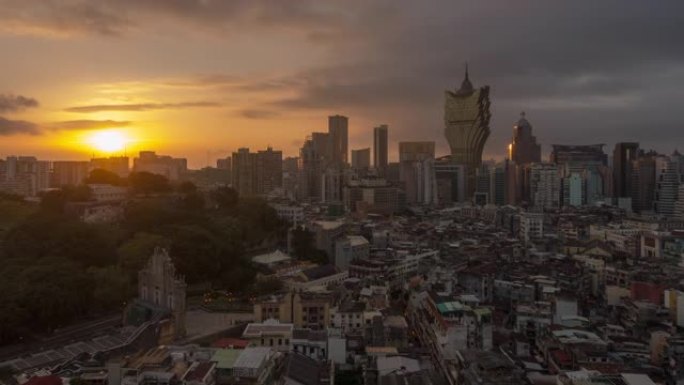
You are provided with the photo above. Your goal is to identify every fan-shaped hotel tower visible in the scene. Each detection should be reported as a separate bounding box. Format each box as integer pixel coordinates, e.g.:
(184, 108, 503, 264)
(444, 65, 492, 197)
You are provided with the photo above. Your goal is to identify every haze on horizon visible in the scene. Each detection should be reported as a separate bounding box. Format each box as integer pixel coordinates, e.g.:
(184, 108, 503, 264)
(0, 0, 683, 168)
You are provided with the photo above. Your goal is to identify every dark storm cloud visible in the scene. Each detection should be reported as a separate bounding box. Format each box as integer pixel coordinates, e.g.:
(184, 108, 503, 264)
(0, 0, 132, 36)
(0, 116, 39, 136)
(253, 1, 684, 154)
(240, 109, 281, 120)
(0, 94, 39, 113)
(0, 0, 352, 37)
(64, 101, 221, 113)
(48, 120, 131, 131)
(2, 1, 684, 155)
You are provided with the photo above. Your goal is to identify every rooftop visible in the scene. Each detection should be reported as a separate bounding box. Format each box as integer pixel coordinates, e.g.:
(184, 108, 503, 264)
(232, 347, 272, 369)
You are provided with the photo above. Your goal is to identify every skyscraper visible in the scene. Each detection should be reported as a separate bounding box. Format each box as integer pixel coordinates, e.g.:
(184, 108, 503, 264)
(52, 161, 90, 187)
(232, 148, 258, 197)
(444, 65, 492, 197)
(510, 112, 541, 165)
(399, 142, 436, 205)
(298, 133, 329, 201)
(256, 147, 283, 195)
(550, 144, 608, 166)
(373, 124, 388, 172)
(612, 142, 639, 198)
(631, 153, 656, 213)
(551, 144, 609, 206)
(328, 115, 349, 166)
(654, 155, 680, 217)
(351, 148, 371, 170)
(232, 147, 283, 196)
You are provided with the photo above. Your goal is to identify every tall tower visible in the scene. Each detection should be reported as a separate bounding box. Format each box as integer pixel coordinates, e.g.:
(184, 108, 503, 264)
(373, 124, 389, 173)
(444, 65, 492, 197)
(328, 115, 349, 166)
(612, 142, 639, 198)
(510, 112, 541, 165)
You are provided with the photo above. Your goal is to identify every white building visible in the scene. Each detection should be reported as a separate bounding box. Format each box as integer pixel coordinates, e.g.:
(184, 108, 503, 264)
(271, 204, 304, 225)
(520, 212, 544, 242)
(529, 163, 560, 210)
(334, 235, 370, 270)
(231, 347, 277, 384)
(242, 320, 293, 351)
(88, 183, 128, 201)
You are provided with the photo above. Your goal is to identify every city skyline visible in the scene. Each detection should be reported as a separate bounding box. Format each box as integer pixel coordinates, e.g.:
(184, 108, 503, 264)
(1, 1, 683, 167)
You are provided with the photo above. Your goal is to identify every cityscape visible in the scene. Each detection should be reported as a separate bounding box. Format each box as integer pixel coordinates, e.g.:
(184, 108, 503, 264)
(2, 2, 684, 385)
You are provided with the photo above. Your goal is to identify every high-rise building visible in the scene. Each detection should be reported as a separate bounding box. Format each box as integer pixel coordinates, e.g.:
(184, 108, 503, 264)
(444, 65, 492, 197)
(675, 184, 684, 219)
(654, 155, 680, 217)
(232, 148, 258, 197)
(0, 156, 51, 196)
(563, 172, 584, 207)
(216, 156, 231, 170)
(434, 157, 467, 205)
(613, 142, 639, 198)
(343, 177, 405, 215)
(232, 147, 282, 196)
(509, 112, 541, 166)
(528, 163, 560, 210)
(550, 144, 607, 166)
(399, 142, 435, 163)
(631, 153, 657, 213)
(321, 167, 344, 203)
(298, 133, 330, 201)
(52, 161, 89, 187)
(90, 156, 129, 177)
(474, 164, 491, 205)
(133, 151, 187, 180)
(373, 124, 389, 172)
(489, 163, 507, 206)
(351, 148, 371, 170)
(398, 142, 436, 205)
(328, 115, 348, 166)
(256, 147, 283, 195)
(282, 157, 299, 200)
(551, 144, 609, 206)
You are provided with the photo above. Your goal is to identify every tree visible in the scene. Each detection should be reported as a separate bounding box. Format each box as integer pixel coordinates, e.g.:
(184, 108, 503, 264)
(86, 168, 124, 186)
(39, 185, 92, 213)
(3, 213, 116, 267)
(129, 172, 171, 195)
(118, 232, 168, 273)
(181, 191, 205, 210)
(167, 224, 223, 283)
(251, 277, 283, 296)
(88, 266, 133, 312)
(211, 186, 238, 210)
(177, 181, 197, 194)
(290, 225, 326, 263)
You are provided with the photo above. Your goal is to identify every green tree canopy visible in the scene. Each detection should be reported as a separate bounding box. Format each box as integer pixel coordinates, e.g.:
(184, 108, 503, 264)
(86, 168, 125, 186)
(129, 172, 171, 195)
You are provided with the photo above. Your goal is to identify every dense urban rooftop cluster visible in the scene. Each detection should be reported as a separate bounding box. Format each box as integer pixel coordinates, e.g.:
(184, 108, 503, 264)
(2, 71, 684, 385)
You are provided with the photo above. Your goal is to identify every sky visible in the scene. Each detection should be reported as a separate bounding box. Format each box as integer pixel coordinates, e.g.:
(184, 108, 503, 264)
(0, 1, 683, 168)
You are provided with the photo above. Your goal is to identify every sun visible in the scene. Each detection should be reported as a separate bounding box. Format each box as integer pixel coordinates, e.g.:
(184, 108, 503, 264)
(87, 130, 128, 153)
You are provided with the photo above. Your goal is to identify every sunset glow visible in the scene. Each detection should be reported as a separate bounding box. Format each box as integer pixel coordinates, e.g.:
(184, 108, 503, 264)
(86, 130, 128, 154)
